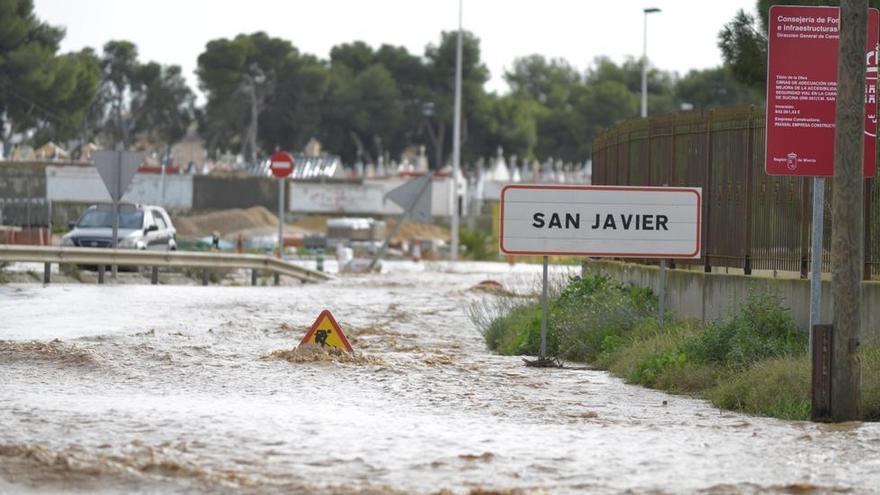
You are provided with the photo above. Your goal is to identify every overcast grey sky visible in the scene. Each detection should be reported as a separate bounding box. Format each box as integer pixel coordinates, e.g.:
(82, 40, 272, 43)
(35, 0, 757, 97)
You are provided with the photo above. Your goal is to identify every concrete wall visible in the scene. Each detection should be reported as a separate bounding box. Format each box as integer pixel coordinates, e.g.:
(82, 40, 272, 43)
(289, 177, 454, 217)
(3, 162, 458, 223)
(0, 162, 47, 198)
(191, 176, 277, 211)
(45, 166, 193, 209)
(582, 259, 880, 340)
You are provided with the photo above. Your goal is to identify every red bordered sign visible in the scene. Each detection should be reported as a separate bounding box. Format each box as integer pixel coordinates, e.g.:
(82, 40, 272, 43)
(765, 5, 879, 177)
(499, 185, 702, 259)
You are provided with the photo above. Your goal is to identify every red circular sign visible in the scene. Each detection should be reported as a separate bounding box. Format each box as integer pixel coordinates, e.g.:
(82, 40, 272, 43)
(269, 151, 294, 178)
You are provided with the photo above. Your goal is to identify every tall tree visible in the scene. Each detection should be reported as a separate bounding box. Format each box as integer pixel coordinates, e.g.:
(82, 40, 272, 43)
(422, 30, 490, 168)
(130, 63, 195, 157)
(505, 55, 581, 108)
(100, 40, 138, 146)
(676, 67, 759, 110)
(0, 0, 100, 151)
(197, 32, 324, 162)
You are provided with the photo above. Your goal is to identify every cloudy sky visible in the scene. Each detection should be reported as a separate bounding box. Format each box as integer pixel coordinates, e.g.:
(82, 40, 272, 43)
(35, 0, 757, 98)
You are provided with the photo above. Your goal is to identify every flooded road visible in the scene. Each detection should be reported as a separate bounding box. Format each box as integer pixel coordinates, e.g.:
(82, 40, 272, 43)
(2, 261, 880, 494)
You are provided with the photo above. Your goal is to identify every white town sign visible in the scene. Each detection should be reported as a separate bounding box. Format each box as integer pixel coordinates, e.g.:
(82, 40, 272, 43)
(500, 185, 702, 258)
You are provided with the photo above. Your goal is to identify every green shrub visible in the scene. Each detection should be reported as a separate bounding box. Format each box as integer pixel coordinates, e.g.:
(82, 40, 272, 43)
(473, 272, 658, 363)
(706, 354, 811, 420)
(552, 275, 657, 362)
(482, 302, 556, 356)
(861, 345, 880, 420)
(459, 228, 495, 261)
(683, 291, 806, 369)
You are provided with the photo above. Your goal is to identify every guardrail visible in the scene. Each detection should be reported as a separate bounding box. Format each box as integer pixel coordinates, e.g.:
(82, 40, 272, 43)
(0, 244, 331, 285)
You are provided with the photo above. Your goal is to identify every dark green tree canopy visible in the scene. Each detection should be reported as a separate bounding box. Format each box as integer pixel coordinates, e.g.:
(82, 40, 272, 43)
(0, 0, 100, 147)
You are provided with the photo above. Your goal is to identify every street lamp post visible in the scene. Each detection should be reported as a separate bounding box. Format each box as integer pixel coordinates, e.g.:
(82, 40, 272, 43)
(642, 7, 663, 326)
(641, 7, 661, 119)
(451, 0, 463, 261)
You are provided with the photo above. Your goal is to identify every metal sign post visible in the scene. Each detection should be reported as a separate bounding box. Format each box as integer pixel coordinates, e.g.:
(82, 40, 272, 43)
(809, 177, 825, 353)
(658, 259, 666, 327)
(369, 173, 434, 270)
(278, 178, 284, 258)
(268, 151, 295, 260)
(92, 149, 144, 279)
(540, 255, 549, 359)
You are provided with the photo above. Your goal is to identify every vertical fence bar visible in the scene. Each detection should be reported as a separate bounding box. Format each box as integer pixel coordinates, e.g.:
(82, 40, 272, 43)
(703, 110, 714, 272)
(743, 108, 755, 274)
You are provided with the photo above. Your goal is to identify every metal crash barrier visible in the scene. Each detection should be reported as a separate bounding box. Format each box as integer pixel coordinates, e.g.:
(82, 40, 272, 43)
(0, 245, 331, 285)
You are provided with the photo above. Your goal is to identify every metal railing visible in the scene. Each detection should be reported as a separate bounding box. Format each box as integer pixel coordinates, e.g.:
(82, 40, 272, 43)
(592, 105, 880, 279)
(0, 245, 331, 285)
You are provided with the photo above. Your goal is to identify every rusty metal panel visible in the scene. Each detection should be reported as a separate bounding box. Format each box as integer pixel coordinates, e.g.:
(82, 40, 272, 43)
(811, 324, 833, 422)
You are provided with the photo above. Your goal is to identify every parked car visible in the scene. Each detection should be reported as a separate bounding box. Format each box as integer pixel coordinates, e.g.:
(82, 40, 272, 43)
(61, 204, 177, 251)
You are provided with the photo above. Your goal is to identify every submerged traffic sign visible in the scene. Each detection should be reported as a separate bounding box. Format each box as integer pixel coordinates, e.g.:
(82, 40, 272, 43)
(500, 185, 702, 258)
(299, 310, 353, 353)
(386, 173, 432, 223)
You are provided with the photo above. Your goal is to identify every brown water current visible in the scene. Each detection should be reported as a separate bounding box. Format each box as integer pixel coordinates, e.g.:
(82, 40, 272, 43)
(2, 261, 880, 494)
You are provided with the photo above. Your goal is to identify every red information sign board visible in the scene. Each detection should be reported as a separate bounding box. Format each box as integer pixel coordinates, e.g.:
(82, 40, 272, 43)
(765, 5, 879, 177)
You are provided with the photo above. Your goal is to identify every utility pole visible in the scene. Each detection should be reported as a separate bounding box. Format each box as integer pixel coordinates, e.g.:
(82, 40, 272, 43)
(831, 0, 866, 422)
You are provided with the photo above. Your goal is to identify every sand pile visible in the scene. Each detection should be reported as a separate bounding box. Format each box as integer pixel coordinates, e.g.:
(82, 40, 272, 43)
(385, 219, 450, 242)
(292, 215, 330, 233)
(174, 207, 279, 237)
(175, 209, 449, 242)
(261, 344, 385, 365)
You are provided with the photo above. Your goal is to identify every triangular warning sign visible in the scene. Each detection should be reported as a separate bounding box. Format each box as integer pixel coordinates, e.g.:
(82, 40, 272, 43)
(298, 310, 353, 353)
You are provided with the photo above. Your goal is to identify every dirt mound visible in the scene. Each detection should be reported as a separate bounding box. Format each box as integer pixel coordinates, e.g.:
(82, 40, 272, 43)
(0, 340, 100, 366)
(0, 442, 252, 486)
(261, 344, 385, 365)
(292, 215, 330, 233)
(174, 207, 279, 237)
(386, 219, 449, 242)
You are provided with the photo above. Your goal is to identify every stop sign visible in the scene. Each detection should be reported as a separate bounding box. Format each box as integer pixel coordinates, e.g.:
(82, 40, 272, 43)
(269, 151, 294, 178)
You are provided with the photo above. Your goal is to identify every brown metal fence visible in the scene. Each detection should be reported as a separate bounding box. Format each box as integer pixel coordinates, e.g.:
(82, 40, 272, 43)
(591, 104, 879, 279)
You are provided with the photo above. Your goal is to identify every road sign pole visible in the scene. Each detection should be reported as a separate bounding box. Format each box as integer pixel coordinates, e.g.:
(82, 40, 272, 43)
(658, 259, 666, 327)
(278, 178, 284, 259)
(369, 173, 434, 270)
(111, 149, 121, 279)
(809, 177, 825, 353)
(540, 255, 549, 359)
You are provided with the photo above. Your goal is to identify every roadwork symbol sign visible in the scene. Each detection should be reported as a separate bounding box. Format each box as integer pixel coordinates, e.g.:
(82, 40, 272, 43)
(299, 310, 353, 353)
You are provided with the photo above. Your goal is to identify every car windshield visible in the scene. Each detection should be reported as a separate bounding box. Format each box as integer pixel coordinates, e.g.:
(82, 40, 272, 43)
(77, 210, 144, 229)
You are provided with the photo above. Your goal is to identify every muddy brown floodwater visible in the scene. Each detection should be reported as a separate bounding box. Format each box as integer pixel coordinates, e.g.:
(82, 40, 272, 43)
(2, 261, 880, 494)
